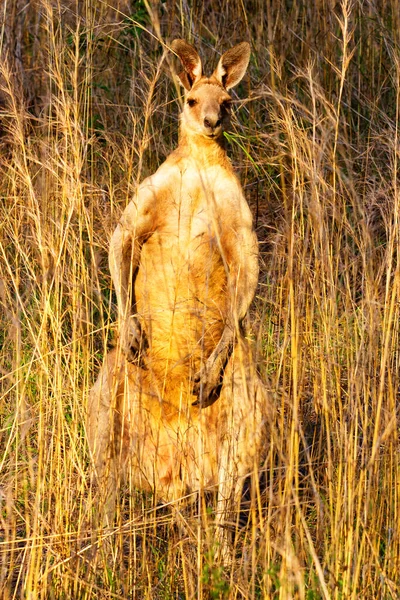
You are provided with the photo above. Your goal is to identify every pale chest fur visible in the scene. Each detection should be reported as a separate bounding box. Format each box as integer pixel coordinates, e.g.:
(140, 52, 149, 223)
(134, 161, 239, 381)
(144, 161, 241, 243)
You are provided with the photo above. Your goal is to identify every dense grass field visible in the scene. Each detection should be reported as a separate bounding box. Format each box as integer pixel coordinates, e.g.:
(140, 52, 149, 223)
(1, 0, 400, 598)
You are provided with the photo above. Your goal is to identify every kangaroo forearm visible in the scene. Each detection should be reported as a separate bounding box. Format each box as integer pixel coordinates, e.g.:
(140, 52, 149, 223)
(232, 264, 259, 322)
(228, 240, 259, 324)
(109, 224, 134, 321)
(109, 195, 155, 323)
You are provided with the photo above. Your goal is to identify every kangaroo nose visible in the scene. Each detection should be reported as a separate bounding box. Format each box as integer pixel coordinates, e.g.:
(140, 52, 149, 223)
(204, 117, 221, 130)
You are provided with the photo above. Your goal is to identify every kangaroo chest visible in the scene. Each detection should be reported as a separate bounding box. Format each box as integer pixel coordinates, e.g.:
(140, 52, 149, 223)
(134, 169, 229, 377)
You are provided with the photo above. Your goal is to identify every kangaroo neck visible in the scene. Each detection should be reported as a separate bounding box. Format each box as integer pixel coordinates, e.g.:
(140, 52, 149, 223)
(177, 127, 230, 169)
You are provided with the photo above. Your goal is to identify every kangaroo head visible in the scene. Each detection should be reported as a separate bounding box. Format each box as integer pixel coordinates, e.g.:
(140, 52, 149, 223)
(171, 40, 250, 141)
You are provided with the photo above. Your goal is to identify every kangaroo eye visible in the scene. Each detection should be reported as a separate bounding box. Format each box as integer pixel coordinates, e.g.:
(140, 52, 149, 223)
(187, 98, 197, 107)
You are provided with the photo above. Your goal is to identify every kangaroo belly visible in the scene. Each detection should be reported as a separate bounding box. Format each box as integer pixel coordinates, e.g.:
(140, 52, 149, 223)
(135, 230, 227, 381)
(116, 360, 223, 499)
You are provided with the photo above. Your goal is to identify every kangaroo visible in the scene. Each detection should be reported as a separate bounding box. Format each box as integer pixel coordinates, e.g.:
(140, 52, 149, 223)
(87, 40, 268, 555)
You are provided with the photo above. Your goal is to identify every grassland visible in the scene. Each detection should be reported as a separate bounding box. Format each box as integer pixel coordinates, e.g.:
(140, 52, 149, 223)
(1, 0, 399, 598)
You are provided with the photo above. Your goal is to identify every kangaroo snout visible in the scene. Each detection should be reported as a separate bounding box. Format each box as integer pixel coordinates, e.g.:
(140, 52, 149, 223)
(204, 115, 221, 131)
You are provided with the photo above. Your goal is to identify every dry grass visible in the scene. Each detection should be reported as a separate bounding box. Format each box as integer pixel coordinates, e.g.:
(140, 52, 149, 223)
(1, 0, 399, 598)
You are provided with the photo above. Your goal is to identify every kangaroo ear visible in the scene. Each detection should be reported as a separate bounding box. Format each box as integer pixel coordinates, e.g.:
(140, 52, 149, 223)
(213, 42, 250, 90)
(171, 39, 203, 91)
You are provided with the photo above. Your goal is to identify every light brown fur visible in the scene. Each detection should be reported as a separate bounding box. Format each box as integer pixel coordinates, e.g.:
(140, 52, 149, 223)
(87, 40, 269, 552)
